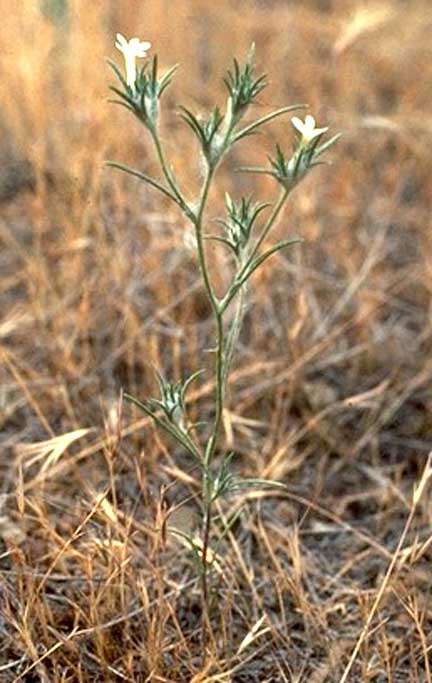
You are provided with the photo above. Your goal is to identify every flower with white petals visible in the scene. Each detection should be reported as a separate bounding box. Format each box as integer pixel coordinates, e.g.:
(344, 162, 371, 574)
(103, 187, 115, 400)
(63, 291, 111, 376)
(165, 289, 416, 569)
(115, 33, 151, 88)
(291, 114, 328, 143)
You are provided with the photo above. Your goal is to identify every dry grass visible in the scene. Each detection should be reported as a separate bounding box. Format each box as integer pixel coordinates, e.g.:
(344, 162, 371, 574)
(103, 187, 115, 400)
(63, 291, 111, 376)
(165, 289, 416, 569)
(1, 0, 432, 680)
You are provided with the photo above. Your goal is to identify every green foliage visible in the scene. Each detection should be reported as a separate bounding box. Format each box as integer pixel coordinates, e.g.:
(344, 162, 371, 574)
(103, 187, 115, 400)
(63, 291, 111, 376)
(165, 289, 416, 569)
(124, 370, 203, 462)
(212, 194, 270, 261)
(108, 41, 339, 628)
(179, 106, 224, 164)
(240, 132, 341, 190)
(224, 44, 267, 120)
(108, 55, 178, 129)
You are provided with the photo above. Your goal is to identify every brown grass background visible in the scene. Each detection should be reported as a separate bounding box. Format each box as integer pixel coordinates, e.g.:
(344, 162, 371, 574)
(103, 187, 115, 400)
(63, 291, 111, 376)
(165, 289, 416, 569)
(1, 0, 432, 680)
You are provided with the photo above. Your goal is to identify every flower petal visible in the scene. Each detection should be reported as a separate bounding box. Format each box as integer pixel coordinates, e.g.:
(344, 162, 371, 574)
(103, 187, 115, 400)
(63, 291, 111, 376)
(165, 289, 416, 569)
(134, 42, 151, 57)
(115, 33, 128, 48)
(291, 116, 305, 134)
(305, 114, 316, 129)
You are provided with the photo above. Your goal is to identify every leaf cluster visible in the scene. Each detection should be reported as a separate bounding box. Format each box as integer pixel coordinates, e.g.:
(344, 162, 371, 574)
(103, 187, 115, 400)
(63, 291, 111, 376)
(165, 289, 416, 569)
(179, 106, 224, 163)
(212, 194, 270, 260)
(208, 452, 287, 503)
(124, 370, 203, 461)
(224, 43, 266, 119)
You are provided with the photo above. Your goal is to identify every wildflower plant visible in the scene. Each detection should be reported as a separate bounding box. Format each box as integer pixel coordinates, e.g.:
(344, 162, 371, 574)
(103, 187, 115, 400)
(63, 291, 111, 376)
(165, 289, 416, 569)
(107, 38, 339, 632)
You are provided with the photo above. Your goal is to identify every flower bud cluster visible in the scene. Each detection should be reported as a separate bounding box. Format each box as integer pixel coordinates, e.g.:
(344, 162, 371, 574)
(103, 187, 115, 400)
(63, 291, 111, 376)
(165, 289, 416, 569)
(216, 194, 269, 261)
(179, 107, 224, 165)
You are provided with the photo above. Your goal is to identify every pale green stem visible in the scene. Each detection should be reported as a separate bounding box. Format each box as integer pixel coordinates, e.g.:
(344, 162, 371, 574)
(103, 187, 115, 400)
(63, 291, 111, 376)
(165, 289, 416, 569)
(145, 127, 223, 624)
(192, 108, 237, 618)
(223, 284, 246, 388)
(191, 160, 223, 631)
(204, 311, 224, 467)
(194, 166, 219, 313)
(248, 187, 289, 263)
(197, 139, 287, 613)
(149, 127, 194, 219)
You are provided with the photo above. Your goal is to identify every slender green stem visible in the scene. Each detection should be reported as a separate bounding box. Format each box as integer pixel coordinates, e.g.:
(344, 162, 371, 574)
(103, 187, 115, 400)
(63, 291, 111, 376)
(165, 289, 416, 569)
(188, 111, 239, 630)
(233, 104, 307, 143)
(192, 106, 236, 317)
(197, 112, 241, 465)
(194, 167, 224, 618)
(199, 491, 213, 653)
(223, 284, 246, 388)
(106, 161, 178, 204)
(149, 127, 194, 219)
(194, 166, 220, 313)
(200, 489, 212, 608)
(204, 311, 225, 467)
(248, 187, 289, 262)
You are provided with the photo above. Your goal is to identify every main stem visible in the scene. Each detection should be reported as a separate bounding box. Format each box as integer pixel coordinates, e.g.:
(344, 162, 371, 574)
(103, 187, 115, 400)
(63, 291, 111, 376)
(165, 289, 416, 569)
(190, 162, 226, 632)
(224, 285, 246, 387)
(196, 173, 289, 634)
(201, 305, 224, 605)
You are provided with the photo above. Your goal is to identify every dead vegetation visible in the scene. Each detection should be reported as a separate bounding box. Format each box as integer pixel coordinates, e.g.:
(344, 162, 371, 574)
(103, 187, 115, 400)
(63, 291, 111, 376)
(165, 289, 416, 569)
(1, 0, 432, 680)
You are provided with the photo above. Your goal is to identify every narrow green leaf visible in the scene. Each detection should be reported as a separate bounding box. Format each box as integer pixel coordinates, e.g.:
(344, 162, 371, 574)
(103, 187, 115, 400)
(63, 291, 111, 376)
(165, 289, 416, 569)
(151, 54, 158, 85)
(182, 368, 205, 397)
(204, 235, 238, 253)
(228, 477, 287, 492)
(108, 85, 134, 105)
(159, 64, 179, 89)
(123, 392, 152, 416)
(107, 99, 135, 112)
(234, 104, 308, 142)
(220, 238, 303, 311)
(215, 508, 243, 546)
(179, 109, 205, 144)
(168, 527, 204, 573)
(106, 161, 178, 203)
(250, 202, 271, 227)
(242, 237, 303, 283)
(315, 133, 342, 157)
(236, 166, 275, 177)
(106, 58, 128, 90)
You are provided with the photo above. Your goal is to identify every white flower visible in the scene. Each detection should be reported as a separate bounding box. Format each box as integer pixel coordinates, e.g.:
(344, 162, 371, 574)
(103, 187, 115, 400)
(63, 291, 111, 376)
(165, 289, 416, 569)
(291, 114, 328, 143)
(115, 33, 151, 88)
